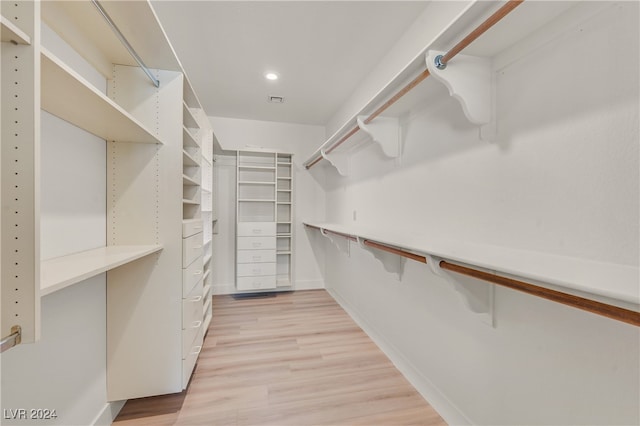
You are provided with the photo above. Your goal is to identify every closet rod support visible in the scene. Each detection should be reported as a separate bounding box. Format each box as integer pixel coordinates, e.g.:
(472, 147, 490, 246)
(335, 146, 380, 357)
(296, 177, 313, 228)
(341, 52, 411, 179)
(434, 55, 447, 70)
(0, 326, 22, 353)
(91, 0, 160, 88)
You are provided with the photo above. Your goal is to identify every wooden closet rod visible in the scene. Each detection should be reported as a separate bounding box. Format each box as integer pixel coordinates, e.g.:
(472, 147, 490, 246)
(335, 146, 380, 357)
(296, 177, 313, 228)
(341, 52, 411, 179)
(439, 261, 640, 328)
(358, 236, 639, 327)
(306, 0, 524, 169)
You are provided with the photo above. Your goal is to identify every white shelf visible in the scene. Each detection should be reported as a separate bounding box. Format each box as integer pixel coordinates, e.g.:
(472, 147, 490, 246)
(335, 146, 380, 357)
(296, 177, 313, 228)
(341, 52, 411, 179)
(1, 14, 31, 45)
(183, 127, 199, 148)
(238, 198, 276, 202)
(238, 181, 276, 185)
(277, 251, 292, 255)
(183, 150, 199, 167)
(305, 222, 640, 307)
(182, 174, 200, 186)
(277, 202, 292, 205)
(277, 234, 292, 238)
(277, 177, 292, 180)
(182, 199, 199, 205)
(203, 269, 211, 283)
(41, 48, 162, 144)
(277, 189, 292, 192)
(238, 165, 276, 170)
(41, 245, 163, 296)
(204, 253, 213, 265)
(277, 221, 292, 224)
(183, 102, 200, 129)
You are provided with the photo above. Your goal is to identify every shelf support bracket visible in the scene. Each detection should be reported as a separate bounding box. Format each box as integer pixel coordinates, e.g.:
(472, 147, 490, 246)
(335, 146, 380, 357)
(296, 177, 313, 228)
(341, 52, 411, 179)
(425, 50, 494, 140)
(320, 148, 349, 176)
(357, 237, 405, 280)
(356, 116, 401, 159)
(320, 229, 350, 256)
(425, 255, 494, 327)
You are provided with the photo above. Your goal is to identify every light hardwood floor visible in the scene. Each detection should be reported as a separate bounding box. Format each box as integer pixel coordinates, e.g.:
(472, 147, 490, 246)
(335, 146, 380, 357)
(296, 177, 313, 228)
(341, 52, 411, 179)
(114, 290, 445, 425)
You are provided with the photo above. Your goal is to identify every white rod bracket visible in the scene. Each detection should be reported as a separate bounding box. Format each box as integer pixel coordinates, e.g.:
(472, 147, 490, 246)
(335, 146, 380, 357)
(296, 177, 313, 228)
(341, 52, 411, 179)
(320, 148, 349, 176)
(356, 116, 401, 159)
(357, 238, 405, 281)
(426, 50, 493, 139)
(426, 255, 494, 327)
(320, 228, 350, 256)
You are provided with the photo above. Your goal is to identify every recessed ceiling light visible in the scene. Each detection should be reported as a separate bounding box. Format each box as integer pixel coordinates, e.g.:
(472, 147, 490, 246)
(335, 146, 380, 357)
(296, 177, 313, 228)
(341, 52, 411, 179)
(265, 72, 279, 81)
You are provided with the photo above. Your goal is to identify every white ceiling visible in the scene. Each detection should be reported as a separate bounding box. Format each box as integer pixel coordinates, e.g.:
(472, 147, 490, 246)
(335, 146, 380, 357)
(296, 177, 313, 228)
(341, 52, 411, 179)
(151, 1, 429, 125)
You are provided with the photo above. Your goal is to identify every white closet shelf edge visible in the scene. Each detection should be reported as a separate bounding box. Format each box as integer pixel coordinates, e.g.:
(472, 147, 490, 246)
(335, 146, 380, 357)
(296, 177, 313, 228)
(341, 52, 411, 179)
(1, 14, 31, 44)
(40, 48, 163, 145)
(41, 245, 163, 296)
(304, 222, 640, 307)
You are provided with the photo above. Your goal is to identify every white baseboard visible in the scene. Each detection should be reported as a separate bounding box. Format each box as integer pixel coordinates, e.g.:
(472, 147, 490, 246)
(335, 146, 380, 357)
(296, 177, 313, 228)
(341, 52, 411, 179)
(213, 279, 324, 295)
(91, 400, 126, 426)
(327, 288, 471, 426)
(293, 279, 325, 290)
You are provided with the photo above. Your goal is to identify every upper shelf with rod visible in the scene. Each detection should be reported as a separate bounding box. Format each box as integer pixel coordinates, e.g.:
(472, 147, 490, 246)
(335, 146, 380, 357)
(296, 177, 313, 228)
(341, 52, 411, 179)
(304, 222, 640, 328)
(41, 0, 204, 109)
(303, 0, 581, 175)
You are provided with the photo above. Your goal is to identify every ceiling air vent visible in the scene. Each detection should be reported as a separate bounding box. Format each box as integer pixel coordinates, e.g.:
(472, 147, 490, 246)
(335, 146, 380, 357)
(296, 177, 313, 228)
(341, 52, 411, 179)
(267, 96, 284, 103)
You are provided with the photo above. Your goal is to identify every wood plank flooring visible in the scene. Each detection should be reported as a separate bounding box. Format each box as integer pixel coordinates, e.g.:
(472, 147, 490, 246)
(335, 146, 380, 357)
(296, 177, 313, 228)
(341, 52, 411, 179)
(114, 290, 445, 425)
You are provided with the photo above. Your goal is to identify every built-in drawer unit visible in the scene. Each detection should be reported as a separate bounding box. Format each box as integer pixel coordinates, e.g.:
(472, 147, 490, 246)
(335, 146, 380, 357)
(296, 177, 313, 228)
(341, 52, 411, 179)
(237, 236, 276, 250)
(237, 222, 276, 237)
(182, 219, 203, 238)
(237, 249, 276, 264)
(182, 232, 203, 267)
(182, 315, 203, 358)
(182, 325, 204, 388)
(183, 283, 204, 330)
(237, 262, 277, 277)
(182, 255, 203, 296)
(236, 275, 277, 291)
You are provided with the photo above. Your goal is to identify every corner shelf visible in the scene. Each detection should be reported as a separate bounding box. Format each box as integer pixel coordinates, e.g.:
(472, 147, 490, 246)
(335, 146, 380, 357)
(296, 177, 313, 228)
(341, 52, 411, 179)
(1, 14, 31, 45)
(41, 48, 162, 145)
(41, 245, 163, 296)
(182, 174, 200, 186)
(183, 102, 199, 129)
(183, 127, 199, 148)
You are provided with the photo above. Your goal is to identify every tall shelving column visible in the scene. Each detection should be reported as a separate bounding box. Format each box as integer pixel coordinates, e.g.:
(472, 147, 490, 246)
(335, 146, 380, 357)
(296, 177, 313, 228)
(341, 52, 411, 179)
(276, 154, 294, 287)
(1, 0, 40, 345)
(181, 102, 205, 389)
(198, 117, 214, 331)
(236, 150, 277, 291)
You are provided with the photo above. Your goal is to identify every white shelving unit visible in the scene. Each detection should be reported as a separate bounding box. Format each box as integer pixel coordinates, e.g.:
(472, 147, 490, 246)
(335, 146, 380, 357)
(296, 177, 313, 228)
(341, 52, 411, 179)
(0, 0, 216, 400)
(1, 1, 40, 344)
(235, 150, 293, 291)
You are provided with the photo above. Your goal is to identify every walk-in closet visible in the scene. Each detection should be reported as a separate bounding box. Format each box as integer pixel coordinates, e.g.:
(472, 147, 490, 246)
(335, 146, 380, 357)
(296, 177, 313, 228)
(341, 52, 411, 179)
(1, 1, 638, 425)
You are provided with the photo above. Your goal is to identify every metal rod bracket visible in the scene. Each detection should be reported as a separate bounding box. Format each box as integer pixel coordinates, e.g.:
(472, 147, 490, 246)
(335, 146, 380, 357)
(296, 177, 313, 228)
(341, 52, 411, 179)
(434, 54, 447, 70)
(1, 325, 22, 353)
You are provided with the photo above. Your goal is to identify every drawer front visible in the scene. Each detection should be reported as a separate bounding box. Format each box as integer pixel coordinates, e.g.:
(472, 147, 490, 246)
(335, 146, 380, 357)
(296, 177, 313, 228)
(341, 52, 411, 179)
(237, 222, 276, 237)
(183, 283, 204, 330)
(237, 249, 276, 264)
(237, 236, 275, 250)
(183, 232, 203, 267)
(237, 275, 276, 291)
(237, 262, 276, 277)
(182, 220, 203, 238)
(182, 317, 203, 359)
(182, 256, 204, 296)
(182, 326, 204, 389)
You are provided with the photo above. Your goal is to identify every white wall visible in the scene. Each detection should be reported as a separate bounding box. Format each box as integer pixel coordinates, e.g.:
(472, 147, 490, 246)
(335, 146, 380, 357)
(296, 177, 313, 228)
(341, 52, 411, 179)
(0, 24, 122, 426)
(209, 117, 326, 293)
(320, 2, 639, 425)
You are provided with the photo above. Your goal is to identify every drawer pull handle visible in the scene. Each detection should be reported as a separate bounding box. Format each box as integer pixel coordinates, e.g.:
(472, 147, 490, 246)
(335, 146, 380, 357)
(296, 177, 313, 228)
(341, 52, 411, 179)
(191, 320, 202, 329)
(190, 345, 203, 356)
(191, 295, 203, 303)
